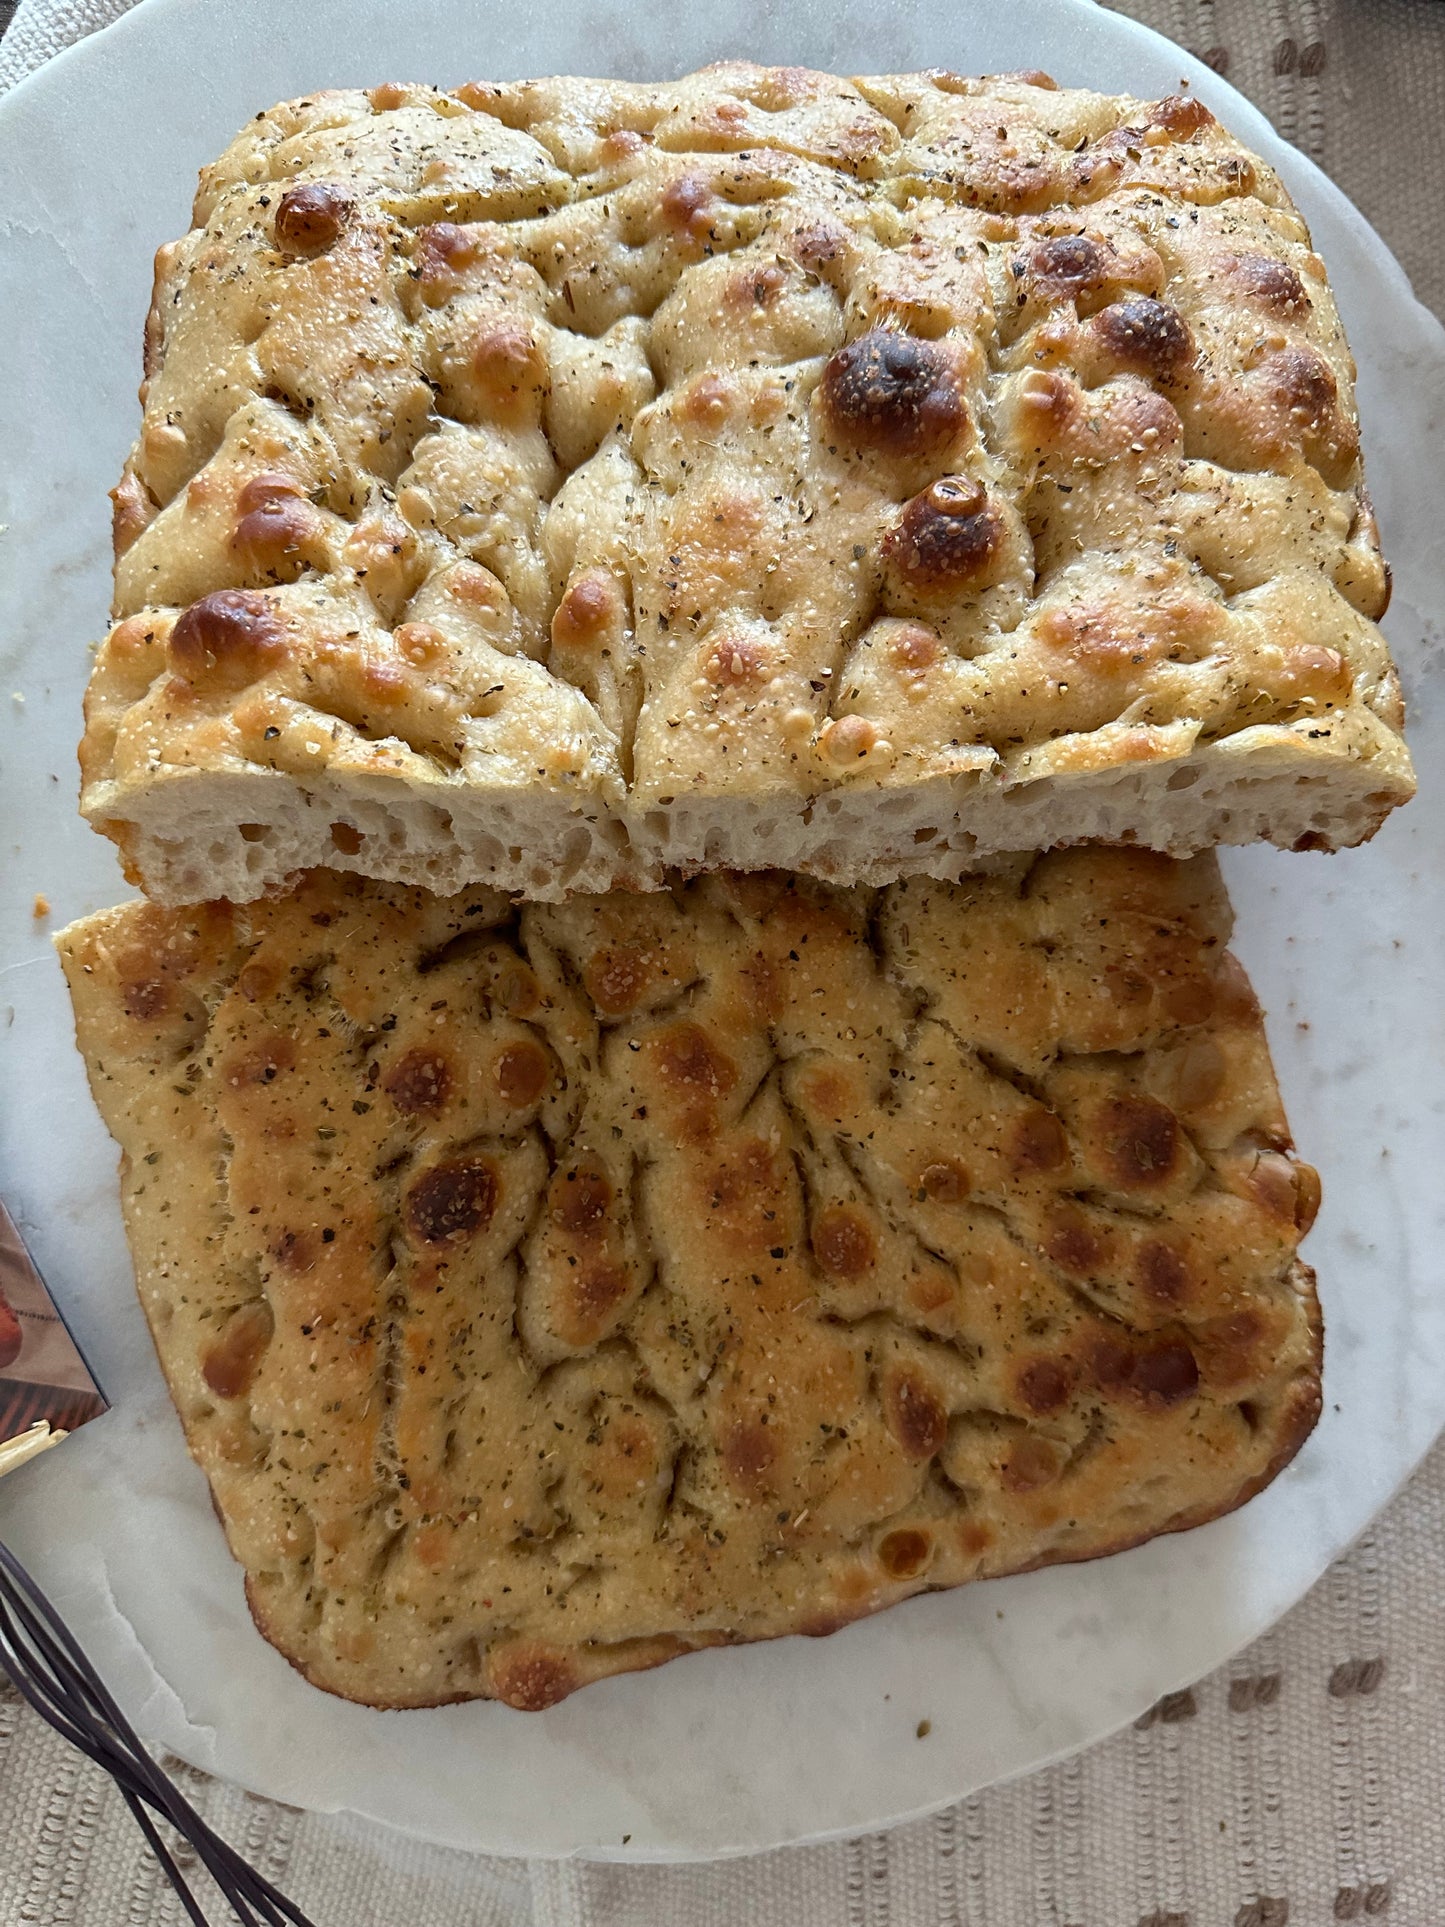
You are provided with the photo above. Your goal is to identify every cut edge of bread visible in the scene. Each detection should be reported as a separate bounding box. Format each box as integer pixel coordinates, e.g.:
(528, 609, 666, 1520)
(85, 725, 1415, 905)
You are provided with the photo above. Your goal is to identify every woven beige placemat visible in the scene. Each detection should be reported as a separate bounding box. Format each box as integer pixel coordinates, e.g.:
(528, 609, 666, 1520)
(1, 2, 1442, 1920)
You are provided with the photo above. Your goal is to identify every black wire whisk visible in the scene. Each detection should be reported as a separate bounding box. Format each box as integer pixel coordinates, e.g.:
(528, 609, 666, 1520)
(0, 1539, 319, 1927)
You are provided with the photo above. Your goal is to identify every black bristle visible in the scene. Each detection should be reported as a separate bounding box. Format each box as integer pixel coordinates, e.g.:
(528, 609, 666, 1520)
(0, 1541, 319, 1927)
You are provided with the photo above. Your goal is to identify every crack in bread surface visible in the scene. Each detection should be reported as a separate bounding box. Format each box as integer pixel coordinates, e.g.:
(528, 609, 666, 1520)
(59, 848, 1322, 1709)
(81, 65, 1412, 905)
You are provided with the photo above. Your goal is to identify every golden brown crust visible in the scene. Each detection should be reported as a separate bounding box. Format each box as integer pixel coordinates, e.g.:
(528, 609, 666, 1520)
(58, 849, 1322, 1709)
(80, 64, 1412, 904)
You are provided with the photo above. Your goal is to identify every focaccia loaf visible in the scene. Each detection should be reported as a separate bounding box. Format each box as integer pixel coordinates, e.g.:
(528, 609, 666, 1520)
(59, 850, 1321, 1708)
(81, 63, 1412, 905)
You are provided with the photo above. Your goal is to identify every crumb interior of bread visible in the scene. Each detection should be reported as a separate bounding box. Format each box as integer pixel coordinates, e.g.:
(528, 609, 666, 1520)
(97, 740, 1402, 905)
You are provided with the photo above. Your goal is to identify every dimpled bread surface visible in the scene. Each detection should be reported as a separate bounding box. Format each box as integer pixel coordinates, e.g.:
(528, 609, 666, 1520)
(80, 62, 1412, 906)
(58, 849, 1322, 1708)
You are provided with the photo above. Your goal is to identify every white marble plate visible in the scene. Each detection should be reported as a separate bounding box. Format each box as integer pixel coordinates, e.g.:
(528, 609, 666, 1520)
(1, 0, 1443, 1864)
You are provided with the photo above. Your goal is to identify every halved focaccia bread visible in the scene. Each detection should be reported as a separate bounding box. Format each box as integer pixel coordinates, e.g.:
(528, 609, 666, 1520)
(81, 63, 1412, 905)
(58, 849, 1322, 1708)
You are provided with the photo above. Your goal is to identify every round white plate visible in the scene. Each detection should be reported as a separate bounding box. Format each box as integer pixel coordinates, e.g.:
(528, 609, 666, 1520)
(1, 0, 1443, 1864)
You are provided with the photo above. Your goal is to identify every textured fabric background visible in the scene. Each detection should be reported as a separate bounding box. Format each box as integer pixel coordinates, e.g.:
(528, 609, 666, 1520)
(1, 1, 1442, 1921)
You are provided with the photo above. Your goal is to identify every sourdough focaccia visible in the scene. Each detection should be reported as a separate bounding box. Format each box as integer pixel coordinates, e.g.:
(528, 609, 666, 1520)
(82, 63, 1412, 905)
(59, 850, 1321, 1708)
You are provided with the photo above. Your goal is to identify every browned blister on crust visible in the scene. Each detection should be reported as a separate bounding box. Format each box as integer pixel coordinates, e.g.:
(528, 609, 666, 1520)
(79, 63, 1411, 906)
(58, 849, 1322, 1709)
